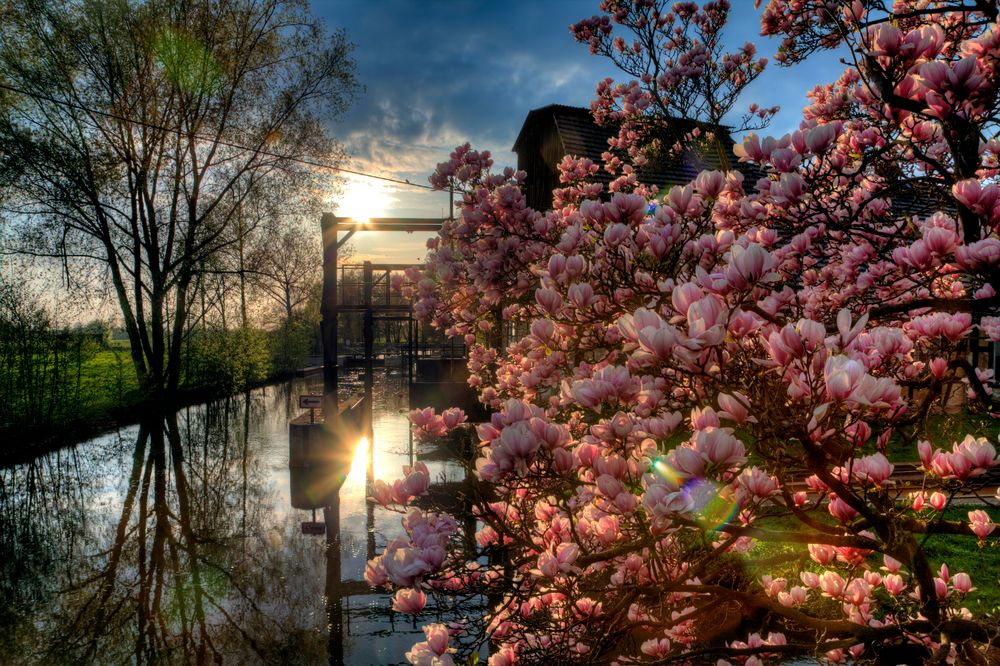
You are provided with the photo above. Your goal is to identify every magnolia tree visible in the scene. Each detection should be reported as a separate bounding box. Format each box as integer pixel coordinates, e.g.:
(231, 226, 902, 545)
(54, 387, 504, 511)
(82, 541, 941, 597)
(372, 2, 1000, 664)
(571, 0, 778, 178)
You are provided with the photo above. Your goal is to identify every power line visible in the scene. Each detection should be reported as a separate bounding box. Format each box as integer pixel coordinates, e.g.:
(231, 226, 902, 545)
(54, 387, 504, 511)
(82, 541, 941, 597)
(0, 80, 438, 191)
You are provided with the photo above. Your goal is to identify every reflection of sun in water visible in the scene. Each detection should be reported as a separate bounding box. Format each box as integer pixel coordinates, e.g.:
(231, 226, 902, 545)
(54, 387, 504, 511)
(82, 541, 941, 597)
(348, 435, 393, 485)
(349, 436, 370, 481)
(335, 176, 396, 223)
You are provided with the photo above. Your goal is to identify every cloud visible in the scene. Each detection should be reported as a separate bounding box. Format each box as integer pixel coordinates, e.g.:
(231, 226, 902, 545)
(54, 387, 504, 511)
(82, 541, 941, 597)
(314, 0, 845, 220)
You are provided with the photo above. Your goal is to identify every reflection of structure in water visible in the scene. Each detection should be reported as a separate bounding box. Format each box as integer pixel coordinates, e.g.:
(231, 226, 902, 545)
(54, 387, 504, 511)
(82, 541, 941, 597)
(289, 394, 365, 512)
(288, 373, 483, 666)
(319, 215, 489, 430)
(286, 214, 495, 664)
(1, 372, 487, 664)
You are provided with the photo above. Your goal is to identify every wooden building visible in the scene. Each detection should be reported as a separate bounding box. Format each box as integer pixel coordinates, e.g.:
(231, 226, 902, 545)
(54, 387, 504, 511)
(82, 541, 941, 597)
(511, 104, 760, 211)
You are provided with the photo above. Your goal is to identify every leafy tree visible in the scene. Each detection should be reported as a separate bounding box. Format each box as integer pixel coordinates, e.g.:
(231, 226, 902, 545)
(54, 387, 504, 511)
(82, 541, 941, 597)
(0, 0, 358, 395)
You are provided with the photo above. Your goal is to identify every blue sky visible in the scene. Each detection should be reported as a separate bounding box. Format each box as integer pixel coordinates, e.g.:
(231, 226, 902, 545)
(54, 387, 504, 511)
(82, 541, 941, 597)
(312, 1, 845, 263)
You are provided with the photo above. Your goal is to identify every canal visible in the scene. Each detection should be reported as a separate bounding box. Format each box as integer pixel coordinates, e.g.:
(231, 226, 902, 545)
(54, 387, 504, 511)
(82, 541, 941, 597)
(0, 370, 470, 665)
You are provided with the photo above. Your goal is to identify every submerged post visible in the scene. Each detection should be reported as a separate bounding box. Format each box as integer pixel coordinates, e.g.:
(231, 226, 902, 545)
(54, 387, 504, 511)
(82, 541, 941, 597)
(324, 498, 344, 666)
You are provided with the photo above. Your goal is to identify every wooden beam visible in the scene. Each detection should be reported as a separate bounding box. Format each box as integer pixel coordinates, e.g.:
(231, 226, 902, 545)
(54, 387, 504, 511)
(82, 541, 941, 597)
(321, 213, 446, 232)
(333, 304, 412, 313)
(338, 263, 424, 271)
(335, 229, 355, 248)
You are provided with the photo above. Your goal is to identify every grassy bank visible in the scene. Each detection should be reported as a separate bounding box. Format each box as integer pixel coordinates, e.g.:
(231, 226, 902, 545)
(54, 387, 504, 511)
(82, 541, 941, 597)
(0, 327, 318, 465)
(885, 412, 1000, 461)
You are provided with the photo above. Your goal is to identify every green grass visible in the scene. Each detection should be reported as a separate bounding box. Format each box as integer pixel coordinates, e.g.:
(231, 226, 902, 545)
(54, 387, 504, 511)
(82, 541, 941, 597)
(885, 413, 1000, 462)
(661, 411, 998, 465)
(77, 349, 141, 407)
(918, 506, 1000, 613)
(0, 347, 141, 431)
(739, 505, 1000, 614)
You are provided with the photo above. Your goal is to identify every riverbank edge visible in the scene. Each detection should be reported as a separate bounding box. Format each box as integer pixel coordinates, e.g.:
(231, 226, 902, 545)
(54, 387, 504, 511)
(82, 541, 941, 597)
(0, 367, 321, 468)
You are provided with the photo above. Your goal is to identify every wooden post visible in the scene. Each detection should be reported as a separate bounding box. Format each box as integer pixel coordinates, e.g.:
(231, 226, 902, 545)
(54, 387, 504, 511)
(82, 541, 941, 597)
(321, 215, 340, 424)
(325, 498, 344, 666)
(363, 261, 375, 466)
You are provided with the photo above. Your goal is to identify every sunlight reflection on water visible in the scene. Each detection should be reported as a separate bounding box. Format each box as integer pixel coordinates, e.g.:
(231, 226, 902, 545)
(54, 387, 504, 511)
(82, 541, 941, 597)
(0, 369, 466, 665)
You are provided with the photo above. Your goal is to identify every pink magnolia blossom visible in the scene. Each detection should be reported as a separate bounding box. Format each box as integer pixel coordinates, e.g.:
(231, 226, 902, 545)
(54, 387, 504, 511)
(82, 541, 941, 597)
(737, 467, 780, 500)
(953, 572, 975, 594)
(808, 544, 836, 566)
(969, 510, 995, 540)
(823, 355, 865, 401)
(393, 588, 427, 614)
(884, 574, 906, 596)
(384, 4, 1000, 660)
(828, 496, 858, 523)
(406, 624, 453, 665)
(640, 637, 672, 657)
(818, 571, 846, 598)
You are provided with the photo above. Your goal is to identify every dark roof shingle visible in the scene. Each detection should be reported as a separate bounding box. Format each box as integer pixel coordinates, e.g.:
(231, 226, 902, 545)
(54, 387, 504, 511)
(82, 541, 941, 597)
(513, 104, 765, 191)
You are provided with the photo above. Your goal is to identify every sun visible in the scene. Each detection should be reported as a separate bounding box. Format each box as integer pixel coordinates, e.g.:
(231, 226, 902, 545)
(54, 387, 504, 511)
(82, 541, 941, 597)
(334, 175, 395, 223)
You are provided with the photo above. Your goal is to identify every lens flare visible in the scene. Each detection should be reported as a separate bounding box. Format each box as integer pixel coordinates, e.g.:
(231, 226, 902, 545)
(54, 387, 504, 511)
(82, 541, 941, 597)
(652, 457, 685, 487)
(683, 478, 740, 531)
(650, 457, 739, 530)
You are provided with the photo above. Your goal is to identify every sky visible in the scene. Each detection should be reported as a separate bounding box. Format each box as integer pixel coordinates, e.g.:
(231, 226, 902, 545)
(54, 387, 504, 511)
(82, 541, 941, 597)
(312, 0, 846, 264)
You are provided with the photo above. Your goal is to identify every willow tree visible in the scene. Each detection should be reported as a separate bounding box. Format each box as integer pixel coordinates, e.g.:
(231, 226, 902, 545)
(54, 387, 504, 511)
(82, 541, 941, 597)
(0, 0, 357, 395)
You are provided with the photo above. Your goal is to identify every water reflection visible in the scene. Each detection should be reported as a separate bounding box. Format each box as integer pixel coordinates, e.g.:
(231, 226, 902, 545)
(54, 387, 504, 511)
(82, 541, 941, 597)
(0, 372, 468, 665)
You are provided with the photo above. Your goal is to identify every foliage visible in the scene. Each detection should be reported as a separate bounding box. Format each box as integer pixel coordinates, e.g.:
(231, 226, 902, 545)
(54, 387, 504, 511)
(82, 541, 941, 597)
(0, 0, 358, 394)
(184, 327, 271, 393)
(0, 276, 298, 440)
(0, 280, 102, 428)
(378, 2, 1000, 664)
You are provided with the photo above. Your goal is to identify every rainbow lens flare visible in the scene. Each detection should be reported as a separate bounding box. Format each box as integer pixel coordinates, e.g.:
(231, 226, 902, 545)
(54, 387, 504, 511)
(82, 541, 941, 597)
(650, 457, 740, 530)
(683, 477, 740, 531)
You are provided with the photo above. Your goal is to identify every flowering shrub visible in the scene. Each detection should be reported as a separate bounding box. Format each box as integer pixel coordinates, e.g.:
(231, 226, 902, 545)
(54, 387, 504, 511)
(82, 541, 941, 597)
(377, 2, 1000, 663)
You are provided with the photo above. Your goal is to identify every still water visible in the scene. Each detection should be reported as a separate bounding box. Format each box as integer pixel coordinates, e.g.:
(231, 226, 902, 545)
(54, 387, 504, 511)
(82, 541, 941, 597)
(0, 370, 470, 665)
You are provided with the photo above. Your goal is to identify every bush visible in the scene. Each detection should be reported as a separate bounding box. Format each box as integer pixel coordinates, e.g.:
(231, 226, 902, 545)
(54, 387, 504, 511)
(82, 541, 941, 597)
(184, 328, 271, 393)
(0, 282, 100, 428)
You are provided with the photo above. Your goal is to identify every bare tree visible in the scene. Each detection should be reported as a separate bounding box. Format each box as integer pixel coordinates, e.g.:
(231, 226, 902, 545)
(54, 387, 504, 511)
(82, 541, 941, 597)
(250, 227, 318, 326)
(0, 0, 358, 395)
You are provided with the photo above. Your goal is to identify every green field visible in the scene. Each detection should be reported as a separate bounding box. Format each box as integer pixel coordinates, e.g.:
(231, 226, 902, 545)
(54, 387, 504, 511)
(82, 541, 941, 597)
(1, 327, 289, 450)
(745, 506, 1000, 614)
(0, 347, 143, 445)
(76, 347, 142, 411)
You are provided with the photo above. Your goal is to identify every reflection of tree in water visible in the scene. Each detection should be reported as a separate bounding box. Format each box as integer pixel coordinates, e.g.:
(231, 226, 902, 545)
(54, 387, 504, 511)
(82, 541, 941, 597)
(1, 373, 476, 665)
(0, 446, 84, 655)
(0, 394, 332, 665)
